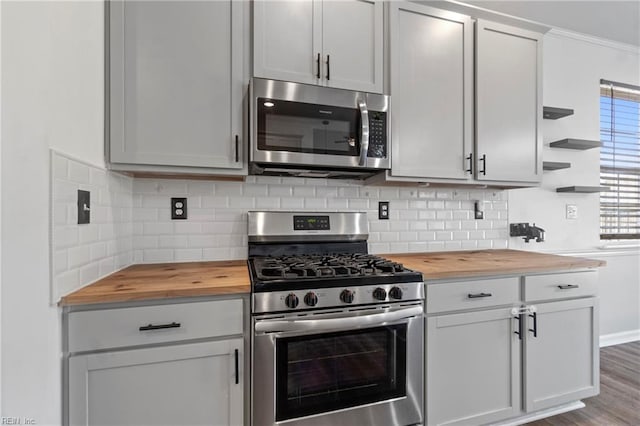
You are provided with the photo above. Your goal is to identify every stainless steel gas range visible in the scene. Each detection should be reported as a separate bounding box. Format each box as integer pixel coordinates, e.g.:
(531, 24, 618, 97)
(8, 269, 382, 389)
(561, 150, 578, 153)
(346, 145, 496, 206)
(248, 211, 424, 426)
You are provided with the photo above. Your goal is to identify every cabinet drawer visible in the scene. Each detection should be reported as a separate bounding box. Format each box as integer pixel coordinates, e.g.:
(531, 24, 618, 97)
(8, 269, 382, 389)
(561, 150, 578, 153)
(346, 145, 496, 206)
(68, 299, 243, 353)
(426, 277, 519, 314)
(524, 271, 597, 302)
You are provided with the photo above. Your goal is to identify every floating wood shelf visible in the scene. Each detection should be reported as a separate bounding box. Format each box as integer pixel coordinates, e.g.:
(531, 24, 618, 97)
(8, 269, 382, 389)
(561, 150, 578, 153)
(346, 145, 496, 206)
(543, 106, 574, 120)
(549, 138, 601, 150)
(543, 161, 571, 171)
(556, 186, 609, 193)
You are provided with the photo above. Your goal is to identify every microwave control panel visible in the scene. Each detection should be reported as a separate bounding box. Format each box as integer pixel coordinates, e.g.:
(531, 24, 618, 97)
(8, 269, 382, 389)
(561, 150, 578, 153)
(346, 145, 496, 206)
(368, 112, 387, 158)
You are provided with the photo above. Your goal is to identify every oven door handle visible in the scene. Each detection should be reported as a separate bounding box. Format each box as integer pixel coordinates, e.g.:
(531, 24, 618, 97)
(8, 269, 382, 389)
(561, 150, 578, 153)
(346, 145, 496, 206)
(358, 100, 369, 167)
(255, 306, 423, 334)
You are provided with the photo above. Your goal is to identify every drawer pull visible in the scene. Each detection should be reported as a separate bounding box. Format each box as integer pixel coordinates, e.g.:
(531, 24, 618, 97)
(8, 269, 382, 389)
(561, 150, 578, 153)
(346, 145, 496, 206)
(557, 284, 579, 290)
(468, 292, 492, 299)
(139, 322, 181, 331)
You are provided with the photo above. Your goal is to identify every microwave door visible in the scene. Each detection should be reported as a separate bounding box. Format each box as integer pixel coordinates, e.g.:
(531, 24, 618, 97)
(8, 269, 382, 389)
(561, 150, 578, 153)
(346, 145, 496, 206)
(257, 99, 359, 158)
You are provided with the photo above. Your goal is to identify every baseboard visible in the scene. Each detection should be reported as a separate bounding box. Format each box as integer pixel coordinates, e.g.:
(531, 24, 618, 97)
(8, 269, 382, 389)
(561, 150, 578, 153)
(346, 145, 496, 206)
(491, 401, 585, 426)
(600, 329, 640, 347)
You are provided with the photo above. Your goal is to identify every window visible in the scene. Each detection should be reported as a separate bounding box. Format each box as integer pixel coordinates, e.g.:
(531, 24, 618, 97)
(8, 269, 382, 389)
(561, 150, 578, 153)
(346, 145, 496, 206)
(600, 79, 640, 240)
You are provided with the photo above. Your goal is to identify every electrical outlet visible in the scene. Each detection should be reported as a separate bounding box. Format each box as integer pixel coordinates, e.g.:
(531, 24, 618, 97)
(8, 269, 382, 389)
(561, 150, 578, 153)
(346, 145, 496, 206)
(77, 190, 90, 224)
(378, 201, 389, 220)
(566, 204, 578, 219)
(171, 198, 187, 220)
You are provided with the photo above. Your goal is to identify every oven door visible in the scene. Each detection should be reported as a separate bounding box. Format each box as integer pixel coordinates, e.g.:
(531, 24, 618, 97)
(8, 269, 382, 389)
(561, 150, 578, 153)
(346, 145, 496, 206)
(252, 304, 423, 426)
(250, 78, 389, 170)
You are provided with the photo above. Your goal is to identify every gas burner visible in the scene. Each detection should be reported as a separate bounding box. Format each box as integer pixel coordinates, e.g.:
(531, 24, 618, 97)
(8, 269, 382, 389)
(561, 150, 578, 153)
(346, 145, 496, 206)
(252, 253, 412, 282)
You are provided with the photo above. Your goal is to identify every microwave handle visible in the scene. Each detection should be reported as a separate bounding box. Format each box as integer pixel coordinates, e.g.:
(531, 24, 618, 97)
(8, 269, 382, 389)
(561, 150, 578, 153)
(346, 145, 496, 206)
(358, 100, 369, 166)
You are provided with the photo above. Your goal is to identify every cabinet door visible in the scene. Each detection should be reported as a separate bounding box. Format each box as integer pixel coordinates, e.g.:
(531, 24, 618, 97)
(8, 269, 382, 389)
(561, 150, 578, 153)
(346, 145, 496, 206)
(253, 0, 322, 85)
(524, 298, 599, 412)
(426, 308, 521, 426)
(389, 3, 472, 180)
(110, 0, 243, 169)
(322, 0, 383, 93)
(68, 339, 243, 426)
(475, 19, 542, 183)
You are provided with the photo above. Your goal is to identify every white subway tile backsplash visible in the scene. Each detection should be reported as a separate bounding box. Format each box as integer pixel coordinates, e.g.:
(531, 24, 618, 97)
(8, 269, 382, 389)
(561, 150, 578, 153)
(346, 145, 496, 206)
(51, 151, 133, 302)
(256, 197, 281, 209)
(52, 151, 510, 300)
(305, 198, 328, 209)
(68, 161, 91, 184)
(327, 198, 349, 209)
(143, 249, 174, 263)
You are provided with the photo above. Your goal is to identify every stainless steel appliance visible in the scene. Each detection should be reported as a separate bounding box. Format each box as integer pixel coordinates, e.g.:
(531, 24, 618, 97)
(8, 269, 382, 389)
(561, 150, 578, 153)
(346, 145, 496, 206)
(249, 78, 390, 179)
(249, 211, 424, 426)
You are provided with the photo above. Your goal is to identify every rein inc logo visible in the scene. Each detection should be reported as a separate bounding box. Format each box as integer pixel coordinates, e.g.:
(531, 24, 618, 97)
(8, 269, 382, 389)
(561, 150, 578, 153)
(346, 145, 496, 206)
(1, 418, 35, 425)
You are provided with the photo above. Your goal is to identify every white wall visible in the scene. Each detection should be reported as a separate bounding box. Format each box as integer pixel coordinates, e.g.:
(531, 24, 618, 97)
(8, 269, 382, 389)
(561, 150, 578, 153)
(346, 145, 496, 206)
(508, 31, 640, 340)
(509, 31, 640, 252)
(1, 1, 103, 423)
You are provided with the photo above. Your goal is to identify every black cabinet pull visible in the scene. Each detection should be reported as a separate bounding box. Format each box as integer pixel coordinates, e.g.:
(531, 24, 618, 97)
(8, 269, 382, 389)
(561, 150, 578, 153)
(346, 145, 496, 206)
(466, 153, 473, 174)
(139, 322, 181, 331)
(235, 135, 239, 162)
(326, 55, 330, 80)
(480, 154, 487, 175)
(514, 314, 523, 340)
(316, 53, 321, 79)
(558, 284, 579, 290)
(529, 312, 538, 337)
(468, 292, 492, 299)
(234, 349, 239, 385)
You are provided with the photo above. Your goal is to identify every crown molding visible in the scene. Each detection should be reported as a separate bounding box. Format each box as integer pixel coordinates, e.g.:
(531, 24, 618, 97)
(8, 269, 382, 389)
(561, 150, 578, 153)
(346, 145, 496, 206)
(547, 28, 640, 55)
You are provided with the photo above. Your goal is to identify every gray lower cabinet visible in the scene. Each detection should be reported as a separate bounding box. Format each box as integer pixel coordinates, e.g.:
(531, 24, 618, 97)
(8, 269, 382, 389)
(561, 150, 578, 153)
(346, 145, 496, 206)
(108, 0, 246, 174)
(68, 339, 243, 426)
(426, 272, 599, 426)
(524, 298, 599, 412)
(426, 308, 521, 426)
(64, 298, 244, 426)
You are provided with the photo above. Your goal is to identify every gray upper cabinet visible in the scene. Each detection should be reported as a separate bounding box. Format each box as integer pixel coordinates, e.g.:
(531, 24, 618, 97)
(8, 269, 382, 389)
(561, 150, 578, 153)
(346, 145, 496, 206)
(109, 0, 245, 173)
(253, 0, 383, 93)
(389, 2, 473, 181)
(475, 19, 543, 184)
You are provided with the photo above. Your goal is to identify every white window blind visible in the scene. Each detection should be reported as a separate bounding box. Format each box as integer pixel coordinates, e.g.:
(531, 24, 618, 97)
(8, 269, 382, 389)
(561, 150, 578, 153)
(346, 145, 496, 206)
(600, 79, 640, 240)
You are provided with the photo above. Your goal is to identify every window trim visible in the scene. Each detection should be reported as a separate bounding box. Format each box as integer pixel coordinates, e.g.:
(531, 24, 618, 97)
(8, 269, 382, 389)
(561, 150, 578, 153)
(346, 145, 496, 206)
(600, 78, 640, 240)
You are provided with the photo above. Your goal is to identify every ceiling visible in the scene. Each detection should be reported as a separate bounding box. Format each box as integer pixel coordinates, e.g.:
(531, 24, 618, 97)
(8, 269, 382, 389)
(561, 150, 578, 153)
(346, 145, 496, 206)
(460, 1, 640, 46)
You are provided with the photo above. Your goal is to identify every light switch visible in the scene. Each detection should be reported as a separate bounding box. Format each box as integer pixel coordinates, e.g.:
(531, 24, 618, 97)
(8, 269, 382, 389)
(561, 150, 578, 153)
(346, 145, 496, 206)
(566, 204, 578, 219)
(77, 190, 90, 224)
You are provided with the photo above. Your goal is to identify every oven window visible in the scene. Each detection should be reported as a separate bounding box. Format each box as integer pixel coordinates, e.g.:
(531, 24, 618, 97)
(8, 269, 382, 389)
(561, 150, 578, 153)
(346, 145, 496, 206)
(275, 325, 406, 421)
(257, 98, 360, 156)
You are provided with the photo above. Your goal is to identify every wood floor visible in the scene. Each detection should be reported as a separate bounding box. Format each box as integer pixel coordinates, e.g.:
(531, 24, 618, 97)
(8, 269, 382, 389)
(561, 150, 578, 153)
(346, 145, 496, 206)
(527, 341, 640, 425)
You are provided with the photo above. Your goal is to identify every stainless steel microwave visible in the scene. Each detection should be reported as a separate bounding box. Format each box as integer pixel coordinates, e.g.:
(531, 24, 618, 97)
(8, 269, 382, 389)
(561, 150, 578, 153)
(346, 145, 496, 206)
(249, 78, 390, 179)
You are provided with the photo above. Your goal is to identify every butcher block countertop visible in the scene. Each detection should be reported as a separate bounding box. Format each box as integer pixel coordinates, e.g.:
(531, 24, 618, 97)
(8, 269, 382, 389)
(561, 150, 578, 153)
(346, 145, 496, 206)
(60, 249, 605, 306)
(60, 260, 250, 306)
(384, 249, 605, 280)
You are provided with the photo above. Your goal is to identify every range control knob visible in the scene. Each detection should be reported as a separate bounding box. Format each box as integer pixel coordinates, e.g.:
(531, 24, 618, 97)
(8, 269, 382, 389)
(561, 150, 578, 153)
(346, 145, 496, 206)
(284, 293, 299, 309)
(372, 287, 387, 301)
(304, 292, 318, 307)
(389, 287, 403, 300)
(340, 289, 355, 304)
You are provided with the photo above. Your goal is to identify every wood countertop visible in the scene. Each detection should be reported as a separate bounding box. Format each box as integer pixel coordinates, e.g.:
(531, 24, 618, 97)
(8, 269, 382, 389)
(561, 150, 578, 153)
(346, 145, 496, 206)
(60, 249, 605, 306)
(60, 260, 250, 306)
(384, 249, 605, 280)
